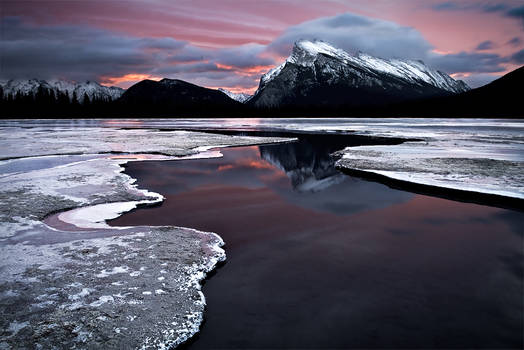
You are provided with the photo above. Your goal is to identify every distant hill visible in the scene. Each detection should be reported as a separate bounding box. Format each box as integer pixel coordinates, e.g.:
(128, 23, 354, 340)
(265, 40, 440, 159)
(379, 65, 524, 117)
(446, 65, 523, 117)
(117, 79, 243, 116)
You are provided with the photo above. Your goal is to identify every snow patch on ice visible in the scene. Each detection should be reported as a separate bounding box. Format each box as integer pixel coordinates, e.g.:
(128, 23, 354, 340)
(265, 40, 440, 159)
(90, 295, 114, 307)
(69, 288, 94, 301)
(96, 266, 130, 278)
(337, 142, 524, 200)
(7, 321, 29, 336)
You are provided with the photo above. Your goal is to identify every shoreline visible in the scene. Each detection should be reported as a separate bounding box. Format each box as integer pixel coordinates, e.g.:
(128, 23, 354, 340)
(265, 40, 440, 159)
(1, 121, 523, 348)
(336, 165, 524, 212)
(0, 129, 293, 349)
(111, 142, 524, 349)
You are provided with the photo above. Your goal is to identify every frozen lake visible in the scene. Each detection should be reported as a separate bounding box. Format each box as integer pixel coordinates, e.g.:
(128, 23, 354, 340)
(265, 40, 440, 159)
(0, 118, 522, 348)
(113, 142, 523, 349)
(3, 118, 523, 201)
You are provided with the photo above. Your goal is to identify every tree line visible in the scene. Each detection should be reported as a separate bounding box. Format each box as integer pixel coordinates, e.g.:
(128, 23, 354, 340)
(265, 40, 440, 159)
(0, 86, 119, 117)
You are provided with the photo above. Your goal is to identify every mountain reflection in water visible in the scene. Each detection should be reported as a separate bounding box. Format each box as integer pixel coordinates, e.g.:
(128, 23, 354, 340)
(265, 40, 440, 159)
(111, 140, 523, 349)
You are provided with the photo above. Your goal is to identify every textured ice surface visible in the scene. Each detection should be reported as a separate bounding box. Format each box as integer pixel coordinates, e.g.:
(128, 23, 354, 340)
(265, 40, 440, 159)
(2, 118, 520, 200)
(73, 118, 521, 200)
(1, 225, 225, 349)
(0, 124, 290, 349)
(96, 117, 522, 201)
(336, 143, 524, 199)
(330, 120, 524, 200)
(0, 125, 290, 160)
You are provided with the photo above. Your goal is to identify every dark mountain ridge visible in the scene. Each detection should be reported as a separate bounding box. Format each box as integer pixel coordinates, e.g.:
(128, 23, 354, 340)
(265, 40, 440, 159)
(378, 65, 524, 118)
(0, 41, 522, 118)
(117, 78, 243, 116)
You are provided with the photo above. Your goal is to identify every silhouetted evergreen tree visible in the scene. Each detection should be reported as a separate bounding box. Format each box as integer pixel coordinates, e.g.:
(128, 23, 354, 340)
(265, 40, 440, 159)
(82, 92, 91, 106)
(71, 91, 79, 105)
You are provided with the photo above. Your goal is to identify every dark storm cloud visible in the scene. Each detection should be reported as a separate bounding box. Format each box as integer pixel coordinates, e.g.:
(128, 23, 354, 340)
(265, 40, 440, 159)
(0, 16, 274, 88)
(268, 12, 432, 60)
(431, 1, 508, 13)
(427, 51, 507, 73)
(214, 44, 274, 68)
(138, 38, 186, 51)
(0, 17, 171, 80)
(267, 12, 507, 77)
(475, 40, 495, 50)
(510, 48, 524, 63)
(164, 44, 274, 68)
(483, 3, 510, 12)
(506, 5, 524, 27)
(432, 1, 524, 28)
(431, 1, 465, 11)
(507, 37, 522, 46)
(155, 62, 223, 75)
(166, 45, 208, 63)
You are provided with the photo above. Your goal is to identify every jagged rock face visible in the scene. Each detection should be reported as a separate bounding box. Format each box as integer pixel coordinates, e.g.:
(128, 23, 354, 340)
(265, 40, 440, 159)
(0, 79, 124, 102)
(249, 40, 470, 108)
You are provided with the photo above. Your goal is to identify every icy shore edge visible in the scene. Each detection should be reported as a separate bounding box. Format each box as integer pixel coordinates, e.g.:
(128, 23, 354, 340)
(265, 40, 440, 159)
(52, 158, 227, 349)
(335, 142, 524, 207)
(0, 128, 293, 349)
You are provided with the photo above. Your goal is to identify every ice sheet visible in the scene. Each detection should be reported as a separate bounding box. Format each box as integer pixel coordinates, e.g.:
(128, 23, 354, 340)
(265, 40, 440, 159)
(0, 125, 291, 349)
(336, 140, 524, 200)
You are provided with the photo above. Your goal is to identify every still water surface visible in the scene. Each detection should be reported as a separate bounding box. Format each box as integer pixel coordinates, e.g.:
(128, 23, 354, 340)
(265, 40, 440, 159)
(112, 139, 523, 349)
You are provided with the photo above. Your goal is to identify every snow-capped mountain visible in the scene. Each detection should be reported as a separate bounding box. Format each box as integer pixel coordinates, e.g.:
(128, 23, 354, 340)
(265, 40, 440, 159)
(249, 40, 470, 108)
(0, 79, 124, 102)
(218, 88, 252, 103)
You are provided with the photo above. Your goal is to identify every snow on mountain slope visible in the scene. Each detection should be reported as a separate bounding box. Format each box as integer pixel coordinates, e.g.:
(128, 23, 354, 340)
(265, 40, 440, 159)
(218, 88, 252, 103)
(258, 40, 469, 95)
(0, 79, 124, 102)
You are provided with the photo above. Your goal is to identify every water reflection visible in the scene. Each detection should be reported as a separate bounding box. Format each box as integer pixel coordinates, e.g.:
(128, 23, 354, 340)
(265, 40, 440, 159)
(259, 138, 345, 192)
(112, 141, 524, 349)
(122, 141, 413, 218)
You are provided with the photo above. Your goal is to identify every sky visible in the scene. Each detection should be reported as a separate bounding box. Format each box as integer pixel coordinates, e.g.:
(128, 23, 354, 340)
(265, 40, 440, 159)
(1, 0, 523, 92)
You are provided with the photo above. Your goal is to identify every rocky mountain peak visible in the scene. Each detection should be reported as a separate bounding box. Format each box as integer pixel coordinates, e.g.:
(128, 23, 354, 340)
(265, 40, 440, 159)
(288, 40, 351, 66)
(251, 40, 470, 107)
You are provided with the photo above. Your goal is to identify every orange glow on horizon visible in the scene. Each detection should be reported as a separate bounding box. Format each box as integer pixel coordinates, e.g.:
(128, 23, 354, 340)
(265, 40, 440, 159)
(450, 72, 472, 78)
(241, 65, 274, 74)
(101, 73, 163, 87)
(216, 63, 234, 70)
(215, 63, 273, 74)
(208, 85, 258, 94)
